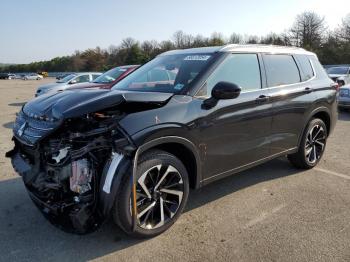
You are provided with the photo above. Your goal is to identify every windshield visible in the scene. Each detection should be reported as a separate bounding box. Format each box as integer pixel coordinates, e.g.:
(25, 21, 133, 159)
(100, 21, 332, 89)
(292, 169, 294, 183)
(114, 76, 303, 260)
(57, 74, 76, 83)
(93, 67, 128, 83)
(112, 53, 213, 93)
(327, 67, 349, 75)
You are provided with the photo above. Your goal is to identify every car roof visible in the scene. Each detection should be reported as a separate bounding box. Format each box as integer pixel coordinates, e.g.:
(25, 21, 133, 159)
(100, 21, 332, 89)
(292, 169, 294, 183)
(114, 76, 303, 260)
(160, 44, 316, 56)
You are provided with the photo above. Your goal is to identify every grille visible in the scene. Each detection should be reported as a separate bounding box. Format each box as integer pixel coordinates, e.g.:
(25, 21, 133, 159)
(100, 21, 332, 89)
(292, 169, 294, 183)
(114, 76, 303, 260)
(13, 111, 60, 146)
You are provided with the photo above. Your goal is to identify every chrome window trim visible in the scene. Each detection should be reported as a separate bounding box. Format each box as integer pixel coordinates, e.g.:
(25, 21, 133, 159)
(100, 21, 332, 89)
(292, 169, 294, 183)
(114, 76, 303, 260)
(194, 53, 318, 99)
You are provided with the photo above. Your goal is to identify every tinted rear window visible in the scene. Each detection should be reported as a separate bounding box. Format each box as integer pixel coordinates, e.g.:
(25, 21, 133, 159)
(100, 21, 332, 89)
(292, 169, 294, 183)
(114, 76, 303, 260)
(295, 55, 314, 81)
(263, 54, 301, 87)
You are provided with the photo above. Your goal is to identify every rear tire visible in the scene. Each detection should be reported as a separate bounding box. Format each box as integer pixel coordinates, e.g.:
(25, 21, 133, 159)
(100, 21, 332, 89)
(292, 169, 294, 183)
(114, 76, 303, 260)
(112, 150, 189, 238)
(288, 118, 327, 169)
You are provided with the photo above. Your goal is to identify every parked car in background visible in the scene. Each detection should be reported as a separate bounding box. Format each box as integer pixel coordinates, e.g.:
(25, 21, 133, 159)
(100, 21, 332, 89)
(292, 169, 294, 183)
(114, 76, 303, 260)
(0, 73, 8, 79)
(23, 73, 43, 80)
(327, 66, 350, 86)
(338, 84, 350, 110)
(65, 65, 139, 91)
(35, 72, 102, 96)
(7, 45, 337, 237)
(0, 73, 16, 79)
(56, 73, 72, 80)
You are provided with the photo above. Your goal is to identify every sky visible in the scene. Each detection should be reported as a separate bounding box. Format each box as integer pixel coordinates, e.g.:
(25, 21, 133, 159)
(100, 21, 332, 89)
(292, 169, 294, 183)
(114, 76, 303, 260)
(0, 0, 349, 64)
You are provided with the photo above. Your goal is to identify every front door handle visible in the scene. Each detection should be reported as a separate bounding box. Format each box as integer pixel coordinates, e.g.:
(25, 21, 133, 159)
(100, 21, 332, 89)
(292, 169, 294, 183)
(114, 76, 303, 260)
(256, 95, 270, 103)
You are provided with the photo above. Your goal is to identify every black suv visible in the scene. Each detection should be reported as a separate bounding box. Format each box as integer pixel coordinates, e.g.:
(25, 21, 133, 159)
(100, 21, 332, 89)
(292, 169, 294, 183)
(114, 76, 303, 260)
(7, 45, 337, 237)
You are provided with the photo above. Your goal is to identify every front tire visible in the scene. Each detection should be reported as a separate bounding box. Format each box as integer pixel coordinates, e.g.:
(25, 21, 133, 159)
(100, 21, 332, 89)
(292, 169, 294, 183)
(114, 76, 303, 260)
(113, 150, 189, 238)
(288, 118, 327, 169)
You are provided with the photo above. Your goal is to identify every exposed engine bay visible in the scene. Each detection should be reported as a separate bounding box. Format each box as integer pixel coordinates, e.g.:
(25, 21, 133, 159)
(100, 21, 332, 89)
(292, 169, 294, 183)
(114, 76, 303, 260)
(7, 108, 133, 233)
(6, 88, 173, 234)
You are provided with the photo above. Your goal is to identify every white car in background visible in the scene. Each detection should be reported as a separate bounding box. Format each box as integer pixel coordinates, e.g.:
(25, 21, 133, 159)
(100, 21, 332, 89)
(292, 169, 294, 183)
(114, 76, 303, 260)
(35, 72, 102, 96)
(23, 73, 43, 80)
(327, 66, 350, 86)
(8, 73, 17, 79)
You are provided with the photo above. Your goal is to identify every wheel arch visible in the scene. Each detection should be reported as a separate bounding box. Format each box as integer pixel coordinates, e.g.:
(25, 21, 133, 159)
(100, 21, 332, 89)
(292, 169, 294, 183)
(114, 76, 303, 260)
(312, 110, 331, 135)
(298, 106, 331, 147)
(137, 136, 202, 189)
(98, 136, 202, 218)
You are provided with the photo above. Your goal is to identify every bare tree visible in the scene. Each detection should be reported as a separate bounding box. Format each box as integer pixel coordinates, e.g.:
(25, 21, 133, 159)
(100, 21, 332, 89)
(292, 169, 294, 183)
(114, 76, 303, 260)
(260, 33, 285, 45)
(121, 37, 138, 49)
(172, 30, 195, 48)
(228, 33, 243, 44)
(289, 11, 326, 49)
(246, 35, 259, 44)
(337, 13, 350, 41)
(141, 40, 159, 59)
(192, 34, 208, 47)
(208, 32, 225, 46)
(159, 40, 175, 52)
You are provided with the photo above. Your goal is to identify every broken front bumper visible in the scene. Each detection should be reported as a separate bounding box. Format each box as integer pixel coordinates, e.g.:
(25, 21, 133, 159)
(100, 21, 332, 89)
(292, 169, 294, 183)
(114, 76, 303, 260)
(6, 147, 101, 234)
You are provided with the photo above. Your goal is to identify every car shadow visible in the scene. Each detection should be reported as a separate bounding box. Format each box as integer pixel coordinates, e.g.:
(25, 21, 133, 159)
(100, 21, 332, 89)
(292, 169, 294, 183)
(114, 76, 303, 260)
(0, 158, 299, 261)
(2, 121, 14, 129)
(8, 102, 26, 107)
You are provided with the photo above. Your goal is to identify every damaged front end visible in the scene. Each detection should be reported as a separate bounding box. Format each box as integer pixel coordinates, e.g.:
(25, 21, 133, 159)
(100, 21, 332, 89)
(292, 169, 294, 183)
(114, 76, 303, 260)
(6, 89, 172, 234)
(7, 109, 133, 233)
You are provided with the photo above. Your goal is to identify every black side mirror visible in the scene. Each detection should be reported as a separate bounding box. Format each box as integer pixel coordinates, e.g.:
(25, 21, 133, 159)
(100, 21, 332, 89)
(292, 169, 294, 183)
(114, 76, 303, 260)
(202, 82, 241, 109)
(212, 81, 241, 100)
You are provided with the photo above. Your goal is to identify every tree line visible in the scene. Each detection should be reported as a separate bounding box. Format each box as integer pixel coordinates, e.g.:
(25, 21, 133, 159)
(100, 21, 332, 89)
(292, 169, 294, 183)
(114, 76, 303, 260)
(2, 11, 350, 73)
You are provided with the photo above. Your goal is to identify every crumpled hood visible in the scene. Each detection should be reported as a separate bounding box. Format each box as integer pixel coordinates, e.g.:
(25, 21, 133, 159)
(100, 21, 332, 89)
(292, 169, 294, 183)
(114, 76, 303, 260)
(22, 89, 173, 120)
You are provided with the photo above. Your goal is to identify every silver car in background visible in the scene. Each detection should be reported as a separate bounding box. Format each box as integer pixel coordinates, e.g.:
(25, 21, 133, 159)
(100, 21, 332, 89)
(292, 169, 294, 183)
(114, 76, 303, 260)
(35, 72, 102, 96)
(23, 73, 44, 80)
(338, 84, 350, 110)
(327, 66, 350, 86)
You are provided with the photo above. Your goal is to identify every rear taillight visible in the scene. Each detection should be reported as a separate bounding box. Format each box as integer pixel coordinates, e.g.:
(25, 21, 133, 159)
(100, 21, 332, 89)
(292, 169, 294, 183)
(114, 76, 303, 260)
(332, 82, 340, 92)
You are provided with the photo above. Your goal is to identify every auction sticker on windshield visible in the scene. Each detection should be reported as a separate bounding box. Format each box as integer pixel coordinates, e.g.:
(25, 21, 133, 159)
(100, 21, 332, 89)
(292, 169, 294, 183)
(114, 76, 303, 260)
(184, 55, 211, 61)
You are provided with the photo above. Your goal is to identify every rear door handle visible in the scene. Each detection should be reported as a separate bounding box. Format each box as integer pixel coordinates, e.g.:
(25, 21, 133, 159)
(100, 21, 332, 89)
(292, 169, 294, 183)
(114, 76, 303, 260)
(255, 95, 270, 103)
(303, 87, 313, 94)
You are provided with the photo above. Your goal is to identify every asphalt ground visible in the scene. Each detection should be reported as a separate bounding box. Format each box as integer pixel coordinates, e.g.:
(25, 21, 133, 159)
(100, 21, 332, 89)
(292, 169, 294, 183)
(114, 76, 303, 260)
(0, 79, 349, 262)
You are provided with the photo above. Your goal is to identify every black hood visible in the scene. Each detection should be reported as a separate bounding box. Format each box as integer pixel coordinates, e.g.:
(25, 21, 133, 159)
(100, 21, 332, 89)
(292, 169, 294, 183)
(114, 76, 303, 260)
(23, 89, 173, 120)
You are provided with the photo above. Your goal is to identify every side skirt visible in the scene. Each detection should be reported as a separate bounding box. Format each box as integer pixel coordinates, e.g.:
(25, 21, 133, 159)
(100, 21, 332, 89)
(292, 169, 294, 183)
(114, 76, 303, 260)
(201, 147, 298, 186)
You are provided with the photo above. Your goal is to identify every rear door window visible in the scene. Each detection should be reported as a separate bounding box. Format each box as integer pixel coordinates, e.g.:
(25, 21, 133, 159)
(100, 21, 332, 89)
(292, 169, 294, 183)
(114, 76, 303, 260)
(263, 54, 301, 87)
